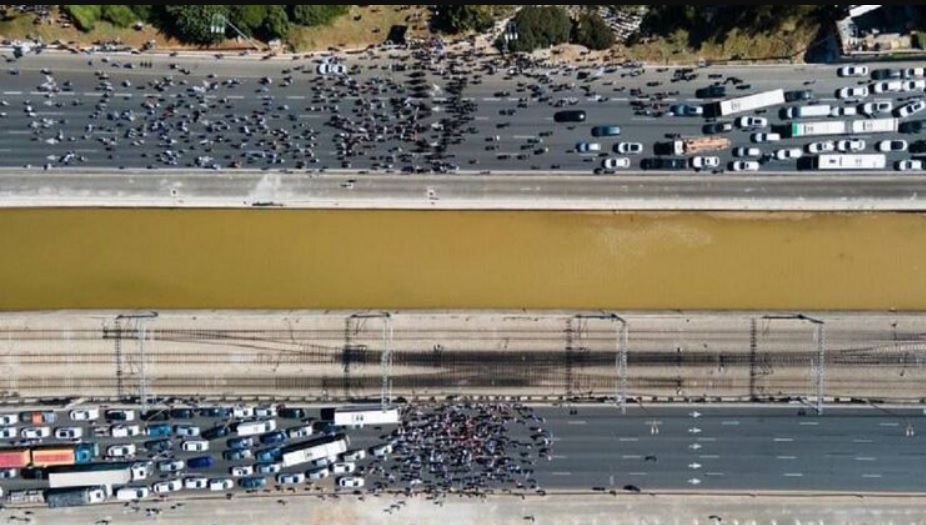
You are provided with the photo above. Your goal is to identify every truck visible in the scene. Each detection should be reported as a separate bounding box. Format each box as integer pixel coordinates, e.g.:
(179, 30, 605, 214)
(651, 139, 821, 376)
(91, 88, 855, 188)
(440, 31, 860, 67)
(671, 136, 732, 156)
(20, 410, 56, 425)
(0, 449, 31, 469)
(47, 461, 150, 490)
(45, 486, 106, 508)
(31, 443, 98, 467)
(788, 120, 847, 138)
(321, 406, 401, 428)
(7, 490, 45, 505)
(280, 433, 350, 468)
(705, 89, 786, 118)
(850, 117, 898, 134)
(814, 154, 886, 170)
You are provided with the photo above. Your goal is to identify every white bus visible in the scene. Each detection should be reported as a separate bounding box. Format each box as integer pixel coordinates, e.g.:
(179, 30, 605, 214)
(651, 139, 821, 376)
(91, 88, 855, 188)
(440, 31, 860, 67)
(234, 419, 276, 437)
(707, 89, 785, 117)
(814, 154, 886, 170)
(789, 120, 847, 138)
(850, 118, 898, 134)
(281, 434, 349, 468)
(321, 406, 400, 428)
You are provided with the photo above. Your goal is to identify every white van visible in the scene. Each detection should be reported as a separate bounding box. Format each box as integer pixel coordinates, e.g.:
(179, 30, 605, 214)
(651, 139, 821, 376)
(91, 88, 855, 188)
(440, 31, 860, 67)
(234, 419, 276, 437)
(783, 105, 831, 119)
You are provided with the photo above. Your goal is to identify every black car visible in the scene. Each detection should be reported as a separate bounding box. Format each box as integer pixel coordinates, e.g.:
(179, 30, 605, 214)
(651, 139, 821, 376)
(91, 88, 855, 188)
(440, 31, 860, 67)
(695, 84, 726, 98)
(703, 121, 734, 135)
(899, 120, 926, 134)
(871, 68, 902, 81)
(199, 407, 232, 418)
(201, 424, 232, 440)
(144, 439, 172, 453)
(784, 89, 814, 102)
(642, 157, 688, 170)
(553, 110, 587, 123)
(168, 408, 194, 420)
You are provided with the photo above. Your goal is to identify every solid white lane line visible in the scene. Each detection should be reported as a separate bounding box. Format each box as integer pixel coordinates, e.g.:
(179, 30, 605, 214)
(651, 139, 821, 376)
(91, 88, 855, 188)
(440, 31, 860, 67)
(777, 456, 797, 460)
(774, 438, 795, 443)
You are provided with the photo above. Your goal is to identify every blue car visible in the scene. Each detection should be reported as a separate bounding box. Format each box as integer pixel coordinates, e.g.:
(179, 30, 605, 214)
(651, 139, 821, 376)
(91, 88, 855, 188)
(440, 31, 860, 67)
(145, 423, 172, 438)
(202, 425, 231, 441)
(591, 125, 621, 138)
(255, 447, 282, 463)
(259, 431, 287, 446)
(227, 437, 254, 450)
(223, 449, 253, 461)
(144, 439, 172, 453)
(199, 407, 232, 418)
(238, 476, 267, 490)
(187, 456, 215, 469)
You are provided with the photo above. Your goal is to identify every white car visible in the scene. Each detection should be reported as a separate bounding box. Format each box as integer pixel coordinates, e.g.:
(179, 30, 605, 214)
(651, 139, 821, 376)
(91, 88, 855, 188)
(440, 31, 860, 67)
(307, 467, 330, 480)
(730, 161, 760, 172)
(174, 425, 200, 437)
(107, 444, 136, 458)
(0, 468, 17, 479)
(111, 425, 141, 438)
(751, 132, 781, 143)
(872, 80, 903, 94)
(341, 449, 366, 462)
(837, 139, 866, 152)
(903, 80, 926, 92)
(838, 65, 869, 77)
(601, 157, 631, 170)
(0, 427, 17, 439)
(277, 472, 306, 485)
(183, 477, 209, 490)
(312, 457, 333, 468)
(231, 465, 254, 477)
(337, 476, 365, 489)
(116, 487, 150, 501)
(371, 443, 393, 458)
(69, 409, 99, 422)
(615, 142, 644, 155)
(209, 478, 234, 491)
(877, 140, 908, 152)
(690, 156, 720, 170)
(181, 440, 209, 452)
(152, 479, 183, 494)
(806, 141, 836, 154)
(253, 406, 277, 418)
(837, 86, 869, 99)
(895, 100, 926, 118)
(331, 63, 347, 75)
(21, 427, 51, 440)
(735, 116, 768, 129)
(830, 106, 858, 117)
(775, 148, 803, 161)
(331, 462, 356, 474)
(158, 459, 185, 473)
(576, 142, 602, 153)
(0, 414, 18, 427)
(860, 100, 892, 116)
(896, 159, 925, 171)
(232, 406, 255, 419)
(256, 463, 282, 475)
(54, 427, 83, 440)
(905, 67, 926, 79)
(287, 426, 313, 440)
(316, 63, 331, 75)
(733, 147, 762, 157)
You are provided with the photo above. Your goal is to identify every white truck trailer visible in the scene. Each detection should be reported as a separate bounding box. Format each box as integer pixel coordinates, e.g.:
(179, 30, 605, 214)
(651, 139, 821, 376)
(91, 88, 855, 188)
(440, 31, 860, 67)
(788, 120, 847, 137)
(850, 118, 898, 134)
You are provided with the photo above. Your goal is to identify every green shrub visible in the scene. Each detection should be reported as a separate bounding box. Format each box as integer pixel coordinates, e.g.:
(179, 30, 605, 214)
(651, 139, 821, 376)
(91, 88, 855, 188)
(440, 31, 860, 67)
(228, 5, 267, 35)
(129, 5, 153, 22)
(914, 32, 926, 50)
(507, 6, 572, 53)
(101, 5, 137, 28)
(62, 5, 102, 32)
(432, 5, 497, 34)
(289, 5, 349, 27)
(162, 5, 229, 44)
(573, 12, 616, 50)
(261, 4, 290, 40)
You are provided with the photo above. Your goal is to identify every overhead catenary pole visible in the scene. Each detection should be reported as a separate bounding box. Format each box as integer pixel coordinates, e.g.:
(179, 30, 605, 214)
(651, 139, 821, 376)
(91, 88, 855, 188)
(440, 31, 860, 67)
(762, 314, 825, 414)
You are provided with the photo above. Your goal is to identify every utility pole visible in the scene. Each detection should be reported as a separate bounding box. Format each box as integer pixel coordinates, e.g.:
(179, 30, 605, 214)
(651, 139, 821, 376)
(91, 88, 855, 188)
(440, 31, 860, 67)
(762, 314, 825, 414)
(348, 312, 393, 409)
(115, 311, 158, 411)
(574, 313, 629, 414)
(210, 13, 264, 52)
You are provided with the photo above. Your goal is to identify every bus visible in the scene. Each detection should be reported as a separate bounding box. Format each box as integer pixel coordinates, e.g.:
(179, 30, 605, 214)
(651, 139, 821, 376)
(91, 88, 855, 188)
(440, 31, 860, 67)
(813, 154, 886, 170)
(321, 406, 400, 428)
(705, 89, 785, 118)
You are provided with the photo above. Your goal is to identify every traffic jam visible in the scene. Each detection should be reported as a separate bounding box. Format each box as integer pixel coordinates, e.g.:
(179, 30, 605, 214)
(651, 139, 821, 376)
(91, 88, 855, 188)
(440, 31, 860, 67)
(0, 405, 399, 507)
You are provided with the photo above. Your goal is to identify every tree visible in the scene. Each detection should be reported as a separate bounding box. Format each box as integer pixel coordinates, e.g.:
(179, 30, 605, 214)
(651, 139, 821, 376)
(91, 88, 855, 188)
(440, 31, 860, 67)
(101, 5, 137, 28)
(62, 5, 102, 32)
(433, 5, 497, 34)
(227, 5, 267, 35)
(289, 5, 349, 27)
(260, 4, 290, 40)
(506, 6, 572, 53)
(573, 12, 615, 50)
(162, 5, 228, 44)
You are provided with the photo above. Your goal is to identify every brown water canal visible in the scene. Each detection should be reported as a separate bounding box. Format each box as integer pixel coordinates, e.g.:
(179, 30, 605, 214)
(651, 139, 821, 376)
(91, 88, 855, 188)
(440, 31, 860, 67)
(1, 209, 923, 311)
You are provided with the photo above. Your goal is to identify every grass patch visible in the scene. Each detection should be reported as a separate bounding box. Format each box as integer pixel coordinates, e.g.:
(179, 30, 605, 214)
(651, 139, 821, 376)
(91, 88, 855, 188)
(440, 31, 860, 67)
(625, 24, 820, 64)
(286, 5, 432, 52)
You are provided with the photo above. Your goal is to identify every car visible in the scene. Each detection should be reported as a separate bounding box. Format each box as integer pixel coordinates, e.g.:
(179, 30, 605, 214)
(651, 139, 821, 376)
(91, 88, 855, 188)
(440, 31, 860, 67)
(277, 472, 306, 485)
(312, 456, 334, 468)
(896, 159, 925, 171)
(158, 459, 185, 473)
(201, 425, 232, 440)
(730, 161, 760, 172)
(232, 406, 255, 419)
(255, 462, 282, 475)
(316, 63, 331, 75)
(239, 476, 267, 489)
(370, 443, 393, 458)
(223, 449, 253, 461)
(553, 110, 586, 123)
(877, 139, 908, 152)
(199, 407, 232, 419)
(641, 157, 689, 170)
(21, 427, 50, 440)
(259, 432, 287, 446)
(837, 86, 869, 99)
(895, 100, 926, 118)
(111, 424, 141, 438)
(905, 67, 926, 79)
(695, 85, 726, 98)
(287, 425, 314, 440)
(735, 116, 768, 129)
(670, 104, 703, 116)
(861, 100, 893, 116)
(144, 439, 172, 454)
(690, 156, 720, 170)
(181, 440, 209, 452)
(331, 64, 347, 75)
(775, 148, 804, 160)
(614, 142, 644, 155)
(209, 478, 234, 491)
(836, 139, 866, 152)
(601, 157, 631, 170)
(806, 141, 836, 154)
(784, 89, 813, 102)
(0, 414, 17, 427)
(145, 423, 172, 438)
(830, 106, 858, 117)
(872, 68, 902, 80)
(54, 427, 82, 440)
(168, 408, 194, 420)
(107, 444, 136, 458)
(105, 409, 135, 422)
(576, 142, 602, 153)
(0, 468, 17, 479)
(337, 476, 365, 489)
(255, 447, 282, 463)
(116, 487, 150, 501)
(341, 449, 366, 462)
(153, 479, 183, 494)
(623, 484, 643, 493)
(751, 132, 781, 143)
(900, 120, 926, 134)
(733, 147, 762, 157)
(331, 462, 356, 474)
(253, 406, 277, 418)
(0, 427, 17, 439)
(591, 125, 621, 137)
(187, 456, 215, 470)
(307, 467, 330, 480)
(277, 407, 307, 420)
(183, 477, 209, 490)
(701, 122, 733, 135)
(173, 424, 200, 437)
(231, 465, 254, 477)
(68, 409, 99, 422)
(838, 65, 869, 77)
(904, 80, 926, 92)
(227, 436, 255, 450)
(872, 80, 904, 94)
